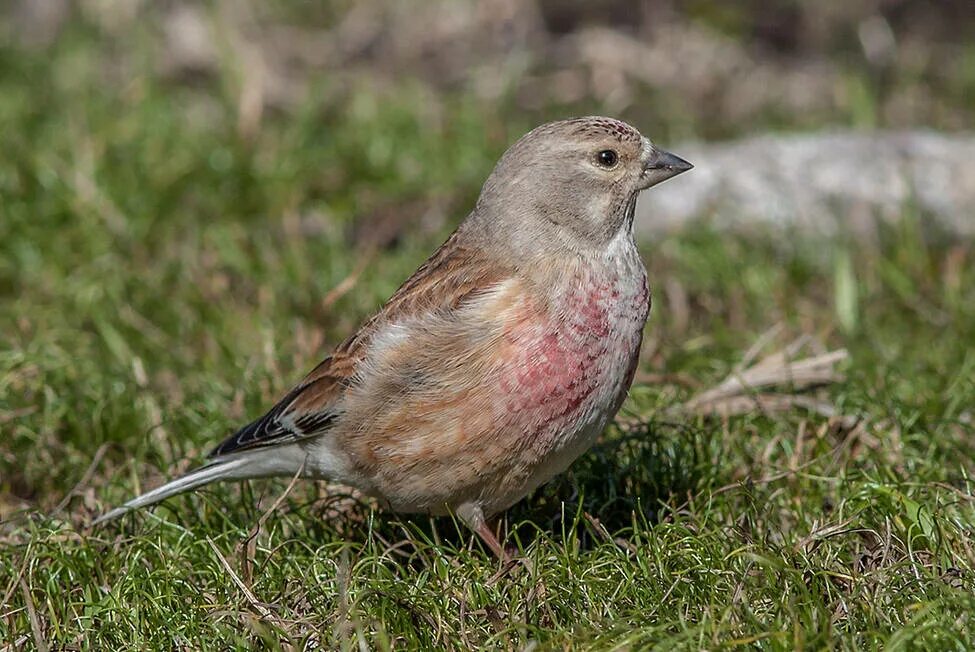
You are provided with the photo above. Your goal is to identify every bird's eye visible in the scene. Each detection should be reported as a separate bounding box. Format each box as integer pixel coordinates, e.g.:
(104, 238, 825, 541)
(596, 149, 619, 168)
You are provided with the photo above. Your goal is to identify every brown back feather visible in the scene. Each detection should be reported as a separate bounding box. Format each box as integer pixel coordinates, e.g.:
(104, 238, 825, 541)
(209, 226, 510, 457)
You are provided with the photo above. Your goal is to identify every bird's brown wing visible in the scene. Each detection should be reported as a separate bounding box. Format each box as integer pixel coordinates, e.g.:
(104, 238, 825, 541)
(209, 228, 511, 457)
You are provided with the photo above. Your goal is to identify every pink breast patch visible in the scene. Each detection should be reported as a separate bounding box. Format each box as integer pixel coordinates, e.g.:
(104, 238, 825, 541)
(497, 281, 630, 422)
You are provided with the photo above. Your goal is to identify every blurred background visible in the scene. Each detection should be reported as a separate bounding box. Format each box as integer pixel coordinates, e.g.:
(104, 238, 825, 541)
(13, 0, 975, 131)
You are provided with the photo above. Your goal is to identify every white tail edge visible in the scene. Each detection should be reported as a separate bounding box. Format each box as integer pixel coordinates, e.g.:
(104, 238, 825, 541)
(91, 457, 251, 526)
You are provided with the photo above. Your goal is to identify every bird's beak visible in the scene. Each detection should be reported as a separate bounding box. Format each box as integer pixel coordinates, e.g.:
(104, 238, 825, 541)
(640, 146, 693, 189)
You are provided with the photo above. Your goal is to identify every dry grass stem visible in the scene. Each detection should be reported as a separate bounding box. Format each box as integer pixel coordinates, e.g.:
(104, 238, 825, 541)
(674, 338, 849, 418)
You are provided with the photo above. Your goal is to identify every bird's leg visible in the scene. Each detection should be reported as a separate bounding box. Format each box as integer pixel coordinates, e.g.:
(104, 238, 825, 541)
(475, 520, 511, 562)
(457, 502, 511, 562)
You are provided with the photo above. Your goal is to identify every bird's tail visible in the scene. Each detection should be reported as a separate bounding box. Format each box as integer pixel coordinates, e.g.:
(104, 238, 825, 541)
(91, 456, 254, 526)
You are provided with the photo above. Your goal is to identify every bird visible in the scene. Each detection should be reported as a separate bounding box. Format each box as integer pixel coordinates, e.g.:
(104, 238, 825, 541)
(93, 116, 692, 559)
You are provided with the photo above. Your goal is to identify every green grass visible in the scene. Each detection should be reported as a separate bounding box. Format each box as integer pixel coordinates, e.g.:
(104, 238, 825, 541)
(3, 15, 975, 652)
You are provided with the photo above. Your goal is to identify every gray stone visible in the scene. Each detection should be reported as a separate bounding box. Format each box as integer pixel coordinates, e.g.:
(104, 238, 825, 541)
(637, 131, 975, 237)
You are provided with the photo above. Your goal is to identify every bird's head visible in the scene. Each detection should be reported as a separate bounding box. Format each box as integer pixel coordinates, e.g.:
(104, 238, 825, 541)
(473, 116, 692, 253)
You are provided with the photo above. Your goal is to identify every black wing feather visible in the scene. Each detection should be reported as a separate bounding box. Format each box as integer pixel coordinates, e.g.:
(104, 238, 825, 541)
(208, 383, 336, 457)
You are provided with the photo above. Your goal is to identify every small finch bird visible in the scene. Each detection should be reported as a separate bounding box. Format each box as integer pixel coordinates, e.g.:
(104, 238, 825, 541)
(95, 116, 691, 558)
